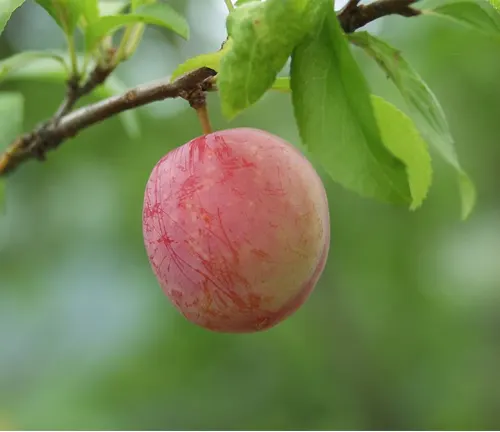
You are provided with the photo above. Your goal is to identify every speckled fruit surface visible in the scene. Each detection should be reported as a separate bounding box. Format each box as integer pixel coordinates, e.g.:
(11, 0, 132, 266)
(143, 128, 330, 333)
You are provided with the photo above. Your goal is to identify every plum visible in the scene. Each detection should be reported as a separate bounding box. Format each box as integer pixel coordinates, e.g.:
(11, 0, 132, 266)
(143, 128, 330, 333)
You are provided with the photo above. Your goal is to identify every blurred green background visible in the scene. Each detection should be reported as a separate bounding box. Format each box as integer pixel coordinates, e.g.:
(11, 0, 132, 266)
(1, 0, 500, 430)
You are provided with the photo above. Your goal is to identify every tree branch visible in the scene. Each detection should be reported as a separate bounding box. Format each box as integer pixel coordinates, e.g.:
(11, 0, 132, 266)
(0, 67, 216, 175)
(338, 0, 420, 33)
(54, 64, 116, 121)
(0, 0, 420, 177)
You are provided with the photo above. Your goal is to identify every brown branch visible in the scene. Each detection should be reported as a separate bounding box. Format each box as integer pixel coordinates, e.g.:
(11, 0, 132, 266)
(54, 65, 115, 121)
(0, 0, 420, 177)
(338, 0, 421, 33)
(53, 75, 80, 120)
(58, 67, 215, 134)
(0, 67, 216, 175)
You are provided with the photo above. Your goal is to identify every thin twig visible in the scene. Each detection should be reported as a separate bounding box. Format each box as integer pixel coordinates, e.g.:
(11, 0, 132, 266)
(0, 0, 421, 177)
(53, 75, 81, 121)
(53, 64, 115, 122)
(0, 68, 217, 175)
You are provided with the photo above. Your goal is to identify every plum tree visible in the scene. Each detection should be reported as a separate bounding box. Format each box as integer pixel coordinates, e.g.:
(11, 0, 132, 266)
(143, 128, 330, 332)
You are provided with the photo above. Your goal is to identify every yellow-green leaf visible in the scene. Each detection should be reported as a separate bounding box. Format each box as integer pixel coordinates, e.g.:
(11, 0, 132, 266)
(371, 95, 432, 210)
(170, 39, 233, 81)
(219, 0, 328, 119)
(350, 31, 475, 218)
(85, 3, 189, 51)
(0, 0, 25, 36)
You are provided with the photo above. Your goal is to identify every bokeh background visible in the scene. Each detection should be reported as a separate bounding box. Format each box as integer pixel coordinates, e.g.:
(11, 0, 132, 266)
(1, 0, 500, 430)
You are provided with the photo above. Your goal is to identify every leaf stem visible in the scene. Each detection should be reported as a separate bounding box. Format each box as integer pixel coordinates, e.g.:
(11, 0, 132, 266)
(224, 0, 234, 12)
(113, 25, 134, 65)
(124, 24, 146, 59)
(65, 33, 79, 78)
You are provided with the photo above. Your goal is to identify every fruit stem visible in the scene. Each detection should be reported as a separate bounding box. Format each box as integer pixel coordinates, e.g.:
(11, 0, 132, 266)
(196, 105, 213, 135)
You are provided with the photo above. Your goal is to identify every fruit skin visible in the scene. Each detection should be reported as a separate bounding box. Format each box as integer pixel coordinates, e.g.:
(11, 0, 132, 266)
(143, 128, 330, 333)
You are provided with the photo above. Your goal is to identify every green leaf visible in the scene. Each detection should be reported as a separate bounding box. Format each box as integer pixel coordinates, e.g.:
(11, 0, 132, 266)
(0, 57, 68, 82)
(218, 74, 291, 94)
(349, 31, 475, 218)
(218, 0, 327, 119)
(0, 0, 25, 36)
(85, 3, 189, 51)
(291, 5, 410, 205)
(235, 0, 261, 5)
(490, 0, 500, 11)
(83, 0, 99, 23)
(35, 0, 85, 34)
(131, 0, 154, 11)
(99, 0, 129, 16)
(170, 52, 221, 81)
(0, 51, 67, 84)
(271, 76, 290, 93)
(425, 1, 500, 37)
(457, 172, 476, 219)
(371, 95, 432, 210)
(131, 0, 142, 10)
(170, 39, 233, 81)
